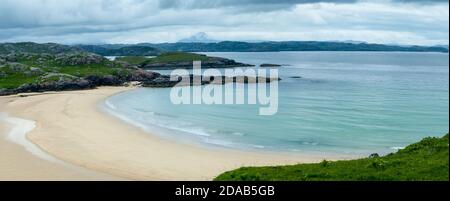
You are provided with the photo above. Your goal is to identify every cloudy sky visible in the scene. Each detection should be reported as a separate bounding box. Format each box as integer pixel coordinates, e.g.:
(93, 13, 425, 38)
(0, 0, 448, 45)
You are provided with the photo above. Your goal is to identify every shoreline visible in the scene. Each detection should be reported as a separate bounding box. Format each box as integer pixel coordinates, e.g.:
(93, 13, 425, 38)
(100, 96, 356, 158)
(0, 102, 122, 181)
(0, 87, 353, 181)
(0, 113, 60, 163)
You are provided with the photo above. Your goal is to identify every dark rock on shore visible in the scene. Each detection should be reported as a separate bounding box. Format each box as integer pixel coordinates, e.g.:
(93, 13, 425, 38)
(1, 70, 162, 95)
(369, 153, 380, 158)
(260, 63, 282, 67)
(142, 74, 281, 88)
(14, 78, 95, 93)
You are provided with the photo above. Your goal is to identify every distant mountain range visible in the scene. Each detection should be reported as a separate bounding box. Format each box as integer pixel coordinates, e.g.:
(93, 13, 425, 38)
(75, 41, 448, 56)
(178, 32, 219, 43)
(1, 41, 447, 57)
(148, 41, 448, 53)
(75, 45, 161, 56)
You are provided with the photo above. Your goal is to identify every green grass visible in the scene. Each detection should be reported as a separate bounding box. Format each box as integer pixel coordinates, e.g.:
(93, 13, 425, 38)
(215, 134, 449, 181)
(1, 54, 129, 90)
(0, 73, 39, 89)
(56, 64, 122, 77)
(116, 56, 151, 65)
(0, 64, 40, 89)
(117, 52, 210, 65)
(147, 52, 210, 63)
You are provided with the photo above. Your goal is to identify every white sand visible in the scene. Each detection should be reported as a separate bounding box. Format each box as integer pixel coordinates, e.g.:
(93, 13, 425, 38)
(0, 87, 350, 180)
(0, 112, 121, 181)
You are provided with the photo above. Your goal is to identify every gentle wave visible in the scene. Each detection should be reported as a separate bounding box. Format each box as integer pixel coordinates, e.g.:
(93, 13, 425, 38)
(100, 51, 449, 155)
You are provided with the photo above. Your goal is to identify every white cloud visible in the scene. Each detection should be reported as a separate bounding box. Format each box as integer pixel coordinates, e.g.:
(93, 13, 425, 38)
(0, 0, 448, 45)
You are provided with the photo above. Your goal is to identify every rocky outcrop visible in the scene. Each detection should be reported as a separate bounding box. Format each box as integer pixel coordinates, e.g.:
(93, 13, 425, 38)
(55, 53, 107, 66)
(140, 57, 254, 70)
(260, 63, 282, 67)
(0, 42, 83, 55)
(16, 78, 94, 93)
(369, 153, 380, 158)
(0, 70, 161, 96)
(142, 74, 281, 88)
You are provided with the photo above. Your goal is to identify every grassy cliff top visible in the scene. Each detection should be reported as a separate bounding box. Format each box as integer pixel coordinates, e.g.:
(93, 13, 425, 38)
(116, 52, 211, 65)
(215, 134, 449, 181)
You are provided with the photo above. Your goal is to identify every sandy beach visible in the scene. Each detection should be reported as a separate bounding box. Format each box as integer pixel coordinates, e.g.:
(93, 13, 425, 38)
(0, 87, 348, 181)
(0, 108, 121, 181)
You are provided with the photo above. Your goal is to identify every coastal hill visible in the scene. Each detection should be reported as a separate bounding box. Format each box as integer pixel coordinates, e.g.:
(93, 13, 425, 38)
(116, 52, 254, 69)
(0, 50, 160, 95)
(0, 42, 262, 96)
(0, 42, 83, 54)
(76, 45, 161, 56)
(76, 41, 449, 56)
(148, 41, 449, 53)
(215, 134, 449, 181)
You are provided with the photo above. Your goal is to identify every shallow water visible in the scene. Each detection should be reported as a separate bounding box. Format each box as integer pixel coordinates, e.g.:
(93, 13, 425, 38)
(103, 51, 449, 156)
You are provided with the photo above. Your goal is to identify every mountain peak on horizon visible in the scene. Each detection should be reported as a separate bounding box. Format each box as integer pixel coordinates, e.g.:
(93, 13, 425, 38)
(178, 32, 219, 43)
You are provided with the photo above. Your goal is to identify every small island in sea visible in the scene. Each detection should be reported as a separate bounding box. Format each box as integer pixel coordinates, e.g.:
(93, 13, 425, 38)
(260, 63, 282, 67)
(116, 52, 254, 69)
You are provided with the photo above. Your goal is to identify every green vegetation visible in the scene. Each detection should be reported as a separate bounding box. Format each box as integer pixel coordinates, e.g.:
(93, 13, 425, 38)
(145, 52, 210, 63)
(0, 67, 41, 89)
(117, 52, 211, 65)
(76, 45, 161, 56)
(116, 56, 152, 65)
(56, 64, 124, 77)
(0, 42, 81, 54)
(215, 134, 449, 181)
(0, 52, 130, 90)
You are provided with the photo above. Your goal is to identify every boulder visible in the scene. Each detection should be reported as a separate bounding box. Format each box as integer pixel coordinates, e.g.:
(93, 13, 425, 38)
(8, 62, 28, 72)
(24, 67, 44, 76)
(0, 89, 15, 96)
(5, 54, 18, 62)
(15, 78, 94, 93)
(55, 53, 107, 66)
(369, 153, 380, 158)
(130, 70, 160, 82)
(85, 75, 123, 86)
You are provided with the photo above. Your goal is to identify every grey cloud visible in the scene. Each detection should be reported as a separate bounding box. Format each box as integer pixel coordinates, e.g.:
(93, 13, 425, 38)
(0, 0, 448, 45)
(158, 0, 448, 10)
(393, 0, 448, 2)
(159, 0, 357, 10)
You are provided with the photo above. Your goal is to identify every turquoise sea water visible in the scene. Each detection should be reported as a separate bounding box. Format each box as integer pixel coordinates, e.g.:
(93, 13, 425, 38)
(103, 52, 449, 156)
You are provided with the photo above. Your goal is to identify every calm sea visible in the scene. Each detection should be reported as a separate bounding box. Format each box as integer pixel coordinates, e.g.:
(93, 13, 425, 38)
(102, 51, 449, 156)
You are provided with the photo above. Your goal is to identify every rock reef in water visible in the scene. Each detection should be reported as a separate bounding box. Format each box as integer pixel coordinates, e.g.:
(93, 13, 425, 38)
(142, 75, 281, 88)
(260, 63, 282, 67)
